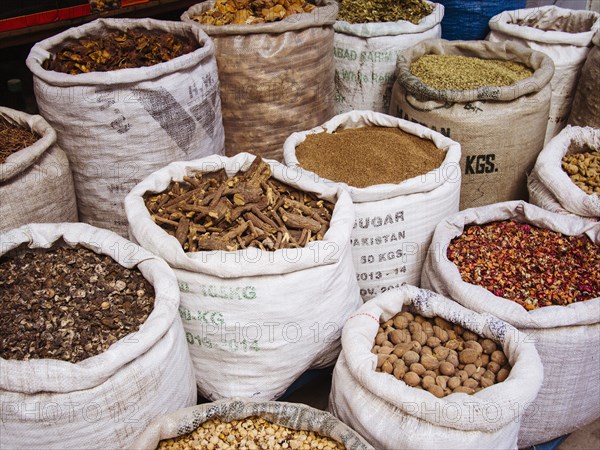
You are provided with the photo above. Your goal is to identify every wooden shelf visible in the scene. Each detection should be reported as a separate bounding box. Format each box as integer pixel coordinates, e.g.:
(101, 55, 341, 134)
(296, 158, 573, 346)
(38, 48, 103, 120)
(0, 0, 199, 49)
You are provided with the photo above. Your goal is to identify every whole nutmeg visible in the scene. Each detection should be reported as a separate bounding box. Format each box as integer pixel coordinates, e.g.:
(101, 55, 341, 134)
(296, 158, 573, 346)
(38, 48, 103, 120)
(428, 385, 444, 398)
(464, 341, 483, 355)
(464, 364, 476, 377)
(497, 367, 510, 382)
(422, 321, 434, 337)
(389, 329, 406, 345)
(403, 350, 420, 366)
(459, 348, 479, 365)
(404, 371, 421, 387)
(472, 367, 486, 381)
(380, 346, 393, 355)
(409, 322, 422, 335)
(412, 330, 428, 346)
(446, 352, 460, 368)
(445, 339, 460, 350)
(462, 330, 478, 341)
(480, 377, 494, 388)
(481, 339, 497, 355)
(410, 363, 426, 376)
(453, 386, 475, 394)
(487, 361, 501, 374)
(448, 376, 461, 390)
(439, 361, 455, 376)
(434, 346, 450, 360)
(436, 375, 449, 389)
(491, 350, 508, 366)
(426, 336, 441, 348)
(393, 315, 409, 329)
(423, 370, 437, 379)
(434, 317, 452, 330)
(393, 343, 411, 358)
(463, 378, 479, 389)
(410, 341, 422, 353)
(433, 325, 449, 343)
(393, 362, 407, 380)
(421, 354, 440, 371)
(382, 360, 394, 374)
(422, 375, 436, 390)
(421, 346, 433, 356)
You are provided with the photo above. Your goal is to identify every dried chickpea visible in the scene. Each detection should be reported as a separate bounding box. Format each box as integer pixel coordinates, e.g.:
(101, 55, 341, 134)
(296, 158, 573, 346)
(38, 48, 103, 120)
(404, 371, 421, 387)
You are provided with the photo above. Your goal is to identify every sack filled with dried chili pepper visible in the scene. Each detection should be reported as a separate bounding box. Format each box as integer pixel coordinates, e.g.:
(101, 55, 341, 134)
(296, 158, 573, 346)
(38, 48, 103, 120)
(0, 107, 78, 232)
(0, 222, 196, 450)
(124, 152, 362, 401)
(422, 200, 600, 447)
(181, 0, 337, 162)
(329, 284, 543, 449)
(26, 18, 225, 237)
(528, 125, 599, 221)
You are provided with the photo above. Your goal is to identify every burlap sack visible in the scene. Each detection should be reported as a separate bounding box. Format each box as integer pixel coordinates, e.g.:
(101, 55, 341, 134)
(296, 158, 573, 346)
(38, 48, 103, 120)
(131, 399, 373, 449)
(0, 223, 197, 450)
(569, 30, 600, 129)
(124, 153, 362, 401)
(26, 18, 224, 237)
(487, 5, 600, 143)
(333, 1, 443, 114)
(182, 0, 337, 162)
(329, 285, 543, 450)
(0, 107, 77, 232)
(283, 110, 461, 300)
(528, 125, 599, 220)
(390, 39, 554, 210)
(421, 201, 600, 447)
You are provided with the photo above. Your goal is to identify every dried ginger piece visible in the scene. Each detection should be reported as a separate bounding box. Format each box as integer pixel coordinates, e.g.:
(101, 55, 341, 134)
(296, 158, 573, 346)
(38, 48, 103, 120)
(193, 0, 316, 26)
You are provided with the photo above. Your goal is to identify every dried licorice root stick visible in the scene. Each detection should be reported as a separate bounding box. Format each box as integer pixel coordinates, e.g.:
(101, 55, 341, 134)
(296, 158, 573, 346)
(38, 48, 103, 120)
(144, 157, 334, 252)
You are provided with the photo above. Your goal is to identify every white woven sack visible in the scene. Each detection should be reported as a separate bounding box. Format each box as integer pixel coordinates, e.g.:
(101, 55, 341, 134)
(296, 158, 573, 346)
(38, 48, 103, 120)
(283, 110, 461, 300)
(124, 153, 362, 401)
(26, 18, 224, 237)
(529, 125, 600, 219)
(131, 399, 373, 449)
(0, 223, 197, 450)
(329, 284, 543, 450)
(0, 107, 77, 232)
(421, 201, 600, 447)
(487, 6, 600, 144)
(333, 2, 443, 114)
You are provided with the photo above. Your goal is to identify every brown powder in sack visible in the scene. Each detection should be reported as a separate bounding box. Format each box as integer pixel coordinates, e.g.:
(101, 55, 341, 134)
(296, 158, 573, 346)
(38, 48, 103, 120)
(295, 126, 445, 188)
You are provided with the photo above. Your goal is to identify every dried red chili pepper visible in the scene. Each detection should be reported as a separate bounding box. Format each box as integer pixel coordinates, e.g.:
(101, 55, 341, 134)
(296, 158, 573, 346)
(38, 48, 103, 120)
(447, 220, 599, 310)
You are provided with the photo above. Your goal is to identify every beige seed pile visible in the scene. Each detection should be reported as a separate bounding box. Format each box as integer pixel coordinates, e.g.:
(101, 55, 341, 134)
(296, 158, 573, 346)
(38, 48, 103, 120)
(157, 416, 345, 450)
(410, 55, 533, 90)
(373, 311, 512, 397)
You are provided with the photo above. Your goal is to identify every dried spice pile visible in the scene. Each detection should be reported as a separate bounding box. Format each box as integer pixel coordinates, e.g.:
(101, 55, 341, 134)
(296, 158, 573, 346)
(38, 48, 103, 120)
(338, 0, 433, 24)
(193, 0, 316, 26)
(447, 220, 600, 310)
(43, 28, 198, 74)
(0, 246, 155, 363)
(144, 157, 334, 252)
(562, 146, 599, 195)
(295, 126, 445, 188)
(0, 115, 39, 164)
(158, 416, 345, 450)
(410, 55, 533, 90)
(373, 311, 512, 397)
